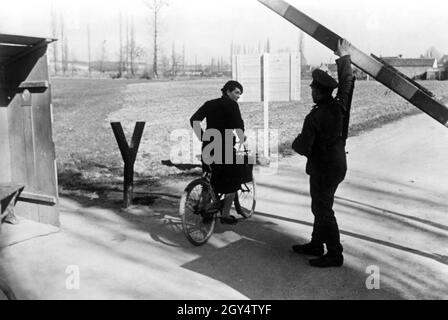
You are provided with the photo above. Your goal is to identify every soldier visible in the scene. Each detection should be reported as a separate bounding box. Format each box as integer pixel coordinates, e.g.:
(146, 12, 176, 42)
(291, 39, 355, 268)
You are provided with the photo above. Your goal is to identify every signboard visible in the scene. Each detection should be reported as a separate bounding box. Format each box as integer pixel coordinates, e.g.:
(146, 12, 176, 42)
(232, 52, 301, 102)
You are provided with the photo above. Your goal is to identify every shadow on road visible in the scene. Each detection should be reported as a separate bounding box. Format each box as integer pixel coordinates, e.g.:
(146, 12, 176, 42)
(6, 158, 443, 299)
(51, 192, 404, 300)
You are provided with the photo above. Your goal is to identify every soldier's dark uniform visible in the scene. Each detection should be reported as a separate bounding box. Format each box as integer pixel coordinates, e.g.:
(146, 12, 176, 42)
(292, 55, 354, 262)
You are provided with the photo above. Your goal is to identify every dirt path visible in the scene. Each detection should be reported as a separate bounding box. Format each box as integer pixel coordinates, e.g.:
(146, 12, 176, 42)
(1, 113, 447, 300)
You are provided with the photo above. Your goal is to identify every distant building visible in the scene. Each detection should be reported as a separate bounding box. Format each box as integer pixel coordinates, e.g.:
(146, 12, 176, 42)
(381, 57, 437, 80)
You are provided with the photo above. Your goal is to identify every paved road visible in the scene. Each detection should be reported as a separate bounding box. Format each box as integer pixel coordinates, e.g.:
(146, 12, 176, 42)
(1, 114, 447, 299)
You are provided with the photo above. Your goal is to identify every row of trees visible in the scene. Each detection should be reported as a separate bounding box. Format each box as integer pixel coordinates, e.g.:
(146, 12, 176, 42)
(49, 0, 169, 78)
(49, 0, 309, 79)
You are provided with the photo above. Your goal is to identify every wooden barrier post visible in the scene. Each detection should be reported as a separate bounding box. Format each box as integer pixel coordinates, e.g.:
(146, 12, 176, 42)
(111, 122, 146, 207)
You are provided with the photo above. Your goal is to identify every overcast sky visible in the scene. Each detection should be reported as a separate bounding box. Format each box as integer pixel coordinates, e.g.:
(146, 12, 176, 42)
(1, 0, 447, 65)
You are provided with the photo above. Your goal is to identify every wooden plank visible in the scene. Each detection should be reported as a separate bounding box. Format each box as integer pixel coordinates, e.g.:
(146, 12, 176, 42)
(32, 78, 58, 197)
(23, 105, 38, 189)
(27, 54, 59, 226)
(8, 96, 28, 184)
(258, 0, 448, 127)
(18, 192, 57, 206)
(18, 81, 49, 91)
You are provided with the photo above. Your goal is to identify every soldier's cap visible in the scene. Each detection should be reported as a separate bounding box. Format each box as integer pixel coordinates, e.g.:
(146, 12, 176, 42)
(310, 69, 338, 90)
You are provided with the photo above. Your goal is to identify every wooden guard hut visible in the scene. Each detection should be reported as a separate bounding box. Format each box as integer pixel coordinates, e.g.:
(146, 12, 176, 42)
(0, 34, 59, 226)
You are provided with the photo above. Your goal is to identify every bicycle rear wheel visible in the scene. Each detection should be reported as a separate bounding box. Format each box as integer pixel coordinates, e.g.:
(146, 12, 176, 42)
(179, 179, 217, 246)
(234, 178, 256, 218)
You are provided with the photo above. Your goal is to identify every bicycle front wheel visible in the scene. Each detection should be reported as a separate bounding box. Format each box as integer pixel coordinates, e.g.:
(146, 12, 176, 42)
(179, 179, 216, 246)
(234, 178, 256, 219)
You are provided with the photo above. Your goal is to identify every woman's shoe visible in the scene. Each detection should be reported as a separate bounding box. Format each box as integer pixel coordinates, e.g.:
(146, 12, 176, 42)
(220, 215, 238, 225)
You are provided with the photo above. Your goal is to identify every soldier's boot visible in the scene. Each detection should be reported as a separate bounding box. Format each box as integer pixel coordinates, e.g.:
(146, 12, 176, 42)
(309, 254, 344, 268)
(292, 243, 324, 257)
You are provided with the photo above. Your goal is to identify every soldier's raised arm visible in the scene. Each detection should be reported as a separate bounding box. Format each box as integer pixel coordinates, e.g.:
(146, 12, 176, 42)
(334, 39, 355, 110)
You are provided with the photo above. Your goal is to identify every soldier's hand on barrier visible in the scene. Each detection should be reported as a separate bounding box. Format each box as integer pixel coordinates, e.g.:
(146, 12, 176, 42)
(335, 39, 351, 57)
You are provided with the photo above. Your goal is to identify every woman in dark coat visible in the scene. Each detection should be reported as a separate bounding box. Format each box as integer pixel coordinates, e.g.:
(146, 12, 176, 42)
(190, 81, 245, 224)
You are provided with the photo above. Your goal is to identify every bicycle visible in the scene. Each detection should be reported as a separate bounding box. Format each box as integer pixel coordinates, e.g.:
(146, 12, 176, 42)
(179, 150, 256, 246)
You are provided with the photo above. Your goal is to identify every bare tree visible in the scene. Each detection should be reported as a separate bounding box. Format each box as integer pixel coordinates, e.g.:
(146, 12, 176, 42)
(129, 18, 145, 76)
(161, 49, 170, 76)
(118, 14, 123, 78)
(130, 18, 136, 76)
(171, 42, 177, 76)
(125, 14, 130, 75)
(87, 24, 92, 76)
(230, 41, 234, 67)
(50, 6, 59, 75)
(182, 44, 186, 74)
(144, 0, 169, 78)
(100, 40, 107, 73)
(64, 40, 69, 75)
(210, 57, 215, 74)
(299, 31, 308, 67)
(265, 38, 271, 53)
(425, 46, 441, 60)
(70, 51, 77, 77)
(57, 14, 70, 75)
(60, 15, 67, 74)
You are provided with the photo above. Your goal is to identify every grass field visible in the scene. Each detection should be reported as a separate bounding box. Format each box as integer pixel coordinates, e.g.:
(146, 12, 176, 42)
(51, 77, 448, 194)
